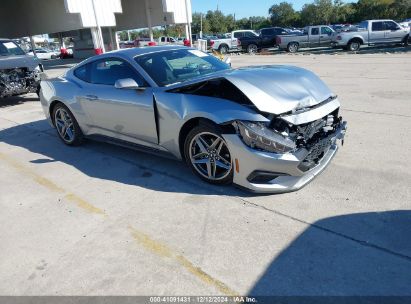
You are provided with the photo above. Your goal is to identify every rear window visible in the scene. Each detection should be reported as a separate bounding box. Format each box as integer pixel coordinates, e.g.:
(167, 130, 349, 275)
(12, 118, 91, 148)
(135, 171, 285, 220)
(311, 28, 320, 35)
(74, 64, 89, 82)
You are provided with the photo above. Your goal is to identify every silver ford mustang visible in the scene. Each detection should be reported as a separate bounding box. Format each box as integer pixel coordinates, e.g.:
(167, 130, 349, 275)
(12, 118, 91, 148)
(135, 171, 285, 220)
(40, 46, 347, 193)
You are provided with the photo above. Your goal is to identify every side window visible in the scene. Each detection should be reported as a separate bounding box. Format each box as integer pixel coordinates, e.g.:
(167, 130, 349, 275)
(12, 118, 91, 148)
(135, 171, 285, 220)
(311, 28, 319, 35)
(263, 29, 274, 36)
(372, 22, 384, 31)
(233, 32, 243, 38)
(244, 32, 256, 38)
(161, 37, 165, 42)
(384, 21, 398, 31)
(321, 27, 332, 35)
(89, 58, 148, 87)
(73, 64, 89, 82)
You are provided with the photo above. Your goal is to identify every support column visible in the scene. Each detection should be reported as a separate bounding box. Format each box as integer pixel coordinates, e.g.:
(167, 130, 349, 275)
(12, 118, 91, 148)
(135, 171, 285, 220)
(29, 36, 36, 56)
(184, 0, 193, 47)
(91, 0, 105, 54)
(145, 0, 154, 41)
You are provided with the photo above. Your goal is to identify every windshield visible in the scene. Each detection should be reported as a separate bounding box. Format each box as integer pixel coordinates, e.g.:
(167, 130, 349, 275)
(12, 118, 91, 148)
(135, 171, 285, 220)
(135, 49, 231, 87)
(0, 40, 26, 56)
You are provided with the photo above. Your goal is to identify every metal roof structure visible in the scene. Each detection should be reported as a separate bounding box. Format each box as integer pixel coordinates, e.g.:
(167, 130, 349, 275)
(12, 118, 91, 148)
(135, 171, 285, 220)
(0, 0, 192, 38)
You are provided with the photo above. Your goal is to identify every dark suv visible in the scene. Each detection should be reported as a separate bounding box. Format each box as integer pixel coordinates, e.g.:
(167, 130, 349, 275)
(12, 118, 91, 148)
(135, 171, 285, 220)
(260, 27, 291, 48)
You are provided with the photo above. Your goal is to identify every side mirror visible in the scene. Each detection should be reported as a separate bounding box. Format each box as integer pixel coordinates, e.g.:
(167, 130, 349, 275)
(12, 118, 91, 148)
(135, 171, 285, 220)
(115, 78, 140, 90)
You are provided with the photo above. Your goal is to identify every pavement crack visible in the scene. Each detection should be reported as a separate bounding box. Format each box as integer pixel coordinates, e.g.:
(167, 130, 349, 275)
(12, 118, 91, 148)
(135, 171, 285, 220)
(235, 197, 411, 263)
(343, 109, 411, 118)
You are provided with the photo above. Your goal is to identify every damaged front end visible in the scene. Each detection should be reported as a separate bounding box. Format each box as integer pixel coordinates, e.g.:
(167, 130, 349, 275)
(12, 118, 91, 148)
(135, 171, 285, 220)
(0, 66, 42, 98)
(234, 97, 346, 170)
(227, 96, 347, 192)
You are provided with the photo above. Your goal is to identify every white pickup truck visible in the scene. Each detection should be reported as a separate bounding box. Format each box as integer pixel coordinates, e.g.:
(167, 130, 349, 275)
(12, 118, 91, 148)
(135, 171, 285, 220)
(331, 19, 410, 51)
(210, 31, 248, 54)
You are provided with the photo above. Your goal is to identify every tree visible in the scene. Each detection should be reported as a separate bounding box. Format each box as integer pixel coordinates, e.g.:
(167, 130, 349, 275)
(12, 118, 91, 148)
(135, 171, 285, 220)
(191, 12, 210, 35)
(206, 10, 228, 34)
(269, 2, 299, 26)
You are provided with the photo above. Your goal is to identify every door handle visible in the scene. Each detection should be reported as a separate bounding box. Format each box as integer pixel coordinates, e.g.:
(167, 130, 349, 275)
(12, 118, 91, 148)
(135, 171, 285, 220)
(85, 95, 98, 100)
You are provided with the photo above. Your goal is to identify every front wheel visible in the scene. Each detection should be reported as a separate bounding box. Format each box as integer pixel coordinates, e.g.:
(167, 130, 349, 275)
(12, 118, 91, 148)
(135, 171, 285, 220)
(404, 35, 410, 47)
(184, 123, 233, 185)
(53, 103, 84, 146)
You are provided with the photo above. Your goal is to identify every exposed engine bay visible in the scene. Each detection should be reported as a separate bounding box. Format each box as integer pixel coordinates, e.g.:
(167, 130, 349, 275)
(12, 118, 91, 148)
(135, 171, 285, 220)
(0, 67, 42, 98)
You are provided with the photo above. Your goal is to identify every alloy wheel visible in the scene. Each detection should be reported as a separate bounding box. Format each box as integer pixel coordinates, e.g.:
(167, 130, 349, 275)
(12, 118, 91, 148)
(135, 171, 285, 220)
(189, 132, 232, 181)
(55, 108, 75, 143)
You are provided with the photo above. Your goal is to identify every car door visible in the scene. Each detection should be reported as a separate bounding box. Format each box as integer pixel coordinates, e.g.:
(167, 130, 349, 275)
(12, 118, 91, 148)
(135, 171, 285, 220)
(309, 27, 321, 47)
(78, 57, 158, 145)
(370, 21, 386, 43)
(320, 26, 333, 46)
(233, 32, 243, 49)
(384, 21, 406, 42)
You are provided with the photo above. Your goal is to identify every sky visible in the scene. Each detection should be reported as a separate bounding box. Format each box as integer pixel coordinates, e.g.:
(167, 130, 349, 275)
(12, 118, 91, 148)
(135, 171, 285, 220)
(191, 0, 355, 19)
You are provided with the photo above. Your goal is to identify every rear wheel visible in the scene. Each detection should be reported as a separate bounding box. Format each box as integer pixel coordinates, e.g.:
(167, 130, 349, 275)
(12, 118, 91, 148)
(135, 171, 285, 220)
(287, 42, 299, 53)
(247, 44, 258, 54)
(348, 40, 361, 51)
(218, 45, 228, 54)
(184, 122, 233, 185)
(53, 103, 84, 146)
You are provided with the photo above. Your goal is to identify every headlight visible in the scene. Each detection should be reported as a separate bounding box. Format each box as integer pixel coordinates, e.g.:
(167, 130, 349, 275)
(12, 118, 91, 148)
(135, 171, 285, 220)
(236, 121, 296, 154)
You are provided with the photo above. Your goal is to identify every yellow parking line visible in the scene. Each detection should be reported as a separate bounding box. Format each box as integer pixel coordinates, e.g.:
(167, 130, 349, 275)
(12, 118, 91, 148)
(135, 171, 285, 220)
(128, 226, 239, 296)
(0, 152, 105, 216)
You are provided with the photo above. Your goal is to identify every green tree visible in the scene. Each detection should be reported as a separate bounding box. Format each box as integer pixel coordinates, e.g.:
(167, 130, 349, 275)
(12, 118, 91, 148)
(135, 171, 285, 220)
(269, 2, 299, 26)
(191, 12, 210, 35)
(206, 10, 228, 34)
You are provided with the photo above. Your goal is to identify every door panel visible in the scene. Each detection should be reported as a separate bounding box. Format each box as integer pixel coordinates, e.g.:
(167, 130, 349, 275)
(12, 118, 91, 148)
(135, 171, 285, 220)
(309, 27, 321, 47)
(384, 21, 406, 42)
(77, 57, 158, 145)
(370, 21, 386, 43)
(80, 85, 157, 144)
(320, 27, 333, 46)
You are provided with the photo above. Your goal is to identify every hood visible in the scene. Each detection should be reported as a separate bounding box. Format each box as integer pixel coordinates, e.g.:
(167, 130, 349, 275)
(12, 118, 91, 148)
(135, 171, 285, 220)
(223, 66, 334, 115)
(0, 55, 40, 70)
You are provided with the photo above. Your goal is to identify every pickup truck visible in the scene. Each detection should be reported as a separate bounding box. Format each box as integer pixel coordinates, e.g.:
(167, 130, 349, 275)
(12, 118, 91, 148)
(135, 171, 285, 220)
(331, 20, 410, 51)
(276, 25, 335, 52)
(210, 30, 247, 54)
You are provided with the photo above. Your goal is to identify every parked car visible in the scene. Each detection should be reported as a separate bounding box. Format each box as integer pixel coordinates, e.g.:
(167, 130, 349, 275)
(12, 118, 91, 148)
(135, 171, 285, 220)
(0, 38, 44, 98)
(158, 36, 177, 45)
(39, 46, 347, 193)
(276, 25, 335, 52)
(331, 20, 410, 51)
(28, 48, 59, 60)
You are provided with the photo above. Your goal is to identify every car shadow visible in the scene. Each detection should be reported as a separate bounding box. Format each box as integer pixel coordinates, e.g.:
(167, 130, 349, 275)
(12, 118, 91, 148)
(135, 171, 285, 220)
(0, 95, 39, 108)
(0, 119, 258, 197)
(248, 210, 411, 299)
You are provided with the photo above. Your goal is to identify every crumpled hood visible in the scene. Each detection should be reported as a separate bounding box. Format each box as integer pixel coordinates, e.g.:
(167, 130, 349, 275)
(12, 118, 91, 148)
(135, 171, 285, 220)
(0, 55, 40, 71)
(223, 65, 334, 115)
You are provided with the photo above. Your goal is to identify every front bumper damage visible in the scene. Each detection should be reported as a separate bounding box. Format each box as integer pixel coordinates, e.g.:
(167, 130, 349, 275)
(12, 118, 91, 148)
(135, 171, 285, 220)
(223, 120, 347, 193)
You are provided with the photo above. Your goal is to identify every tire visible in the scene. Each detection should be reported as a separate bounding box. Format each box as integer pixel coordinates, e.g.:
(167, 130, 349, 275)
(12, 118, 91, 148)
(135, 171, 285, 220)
(184, 122, 233, 185)
(218, 45, 228, 54)
(348, 40, 361, 51)
(247, 44, 258, 54)
(52, 103, 84, 146)
(404, 35, 410, 47)
(287, 42, 299, 53)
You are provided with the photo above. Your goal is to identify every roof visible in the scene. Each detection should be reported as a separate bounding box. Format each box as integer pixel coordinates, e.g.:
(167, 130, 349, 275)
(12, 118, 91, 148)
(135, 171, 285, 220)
(104, 45, 189, 59)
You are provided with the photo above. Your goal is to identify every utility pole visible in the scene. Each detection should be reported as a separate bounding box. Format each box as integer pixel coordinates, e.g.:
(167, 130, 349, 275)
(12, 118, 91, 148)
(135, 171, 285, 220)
(200, 13, 203, 38)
